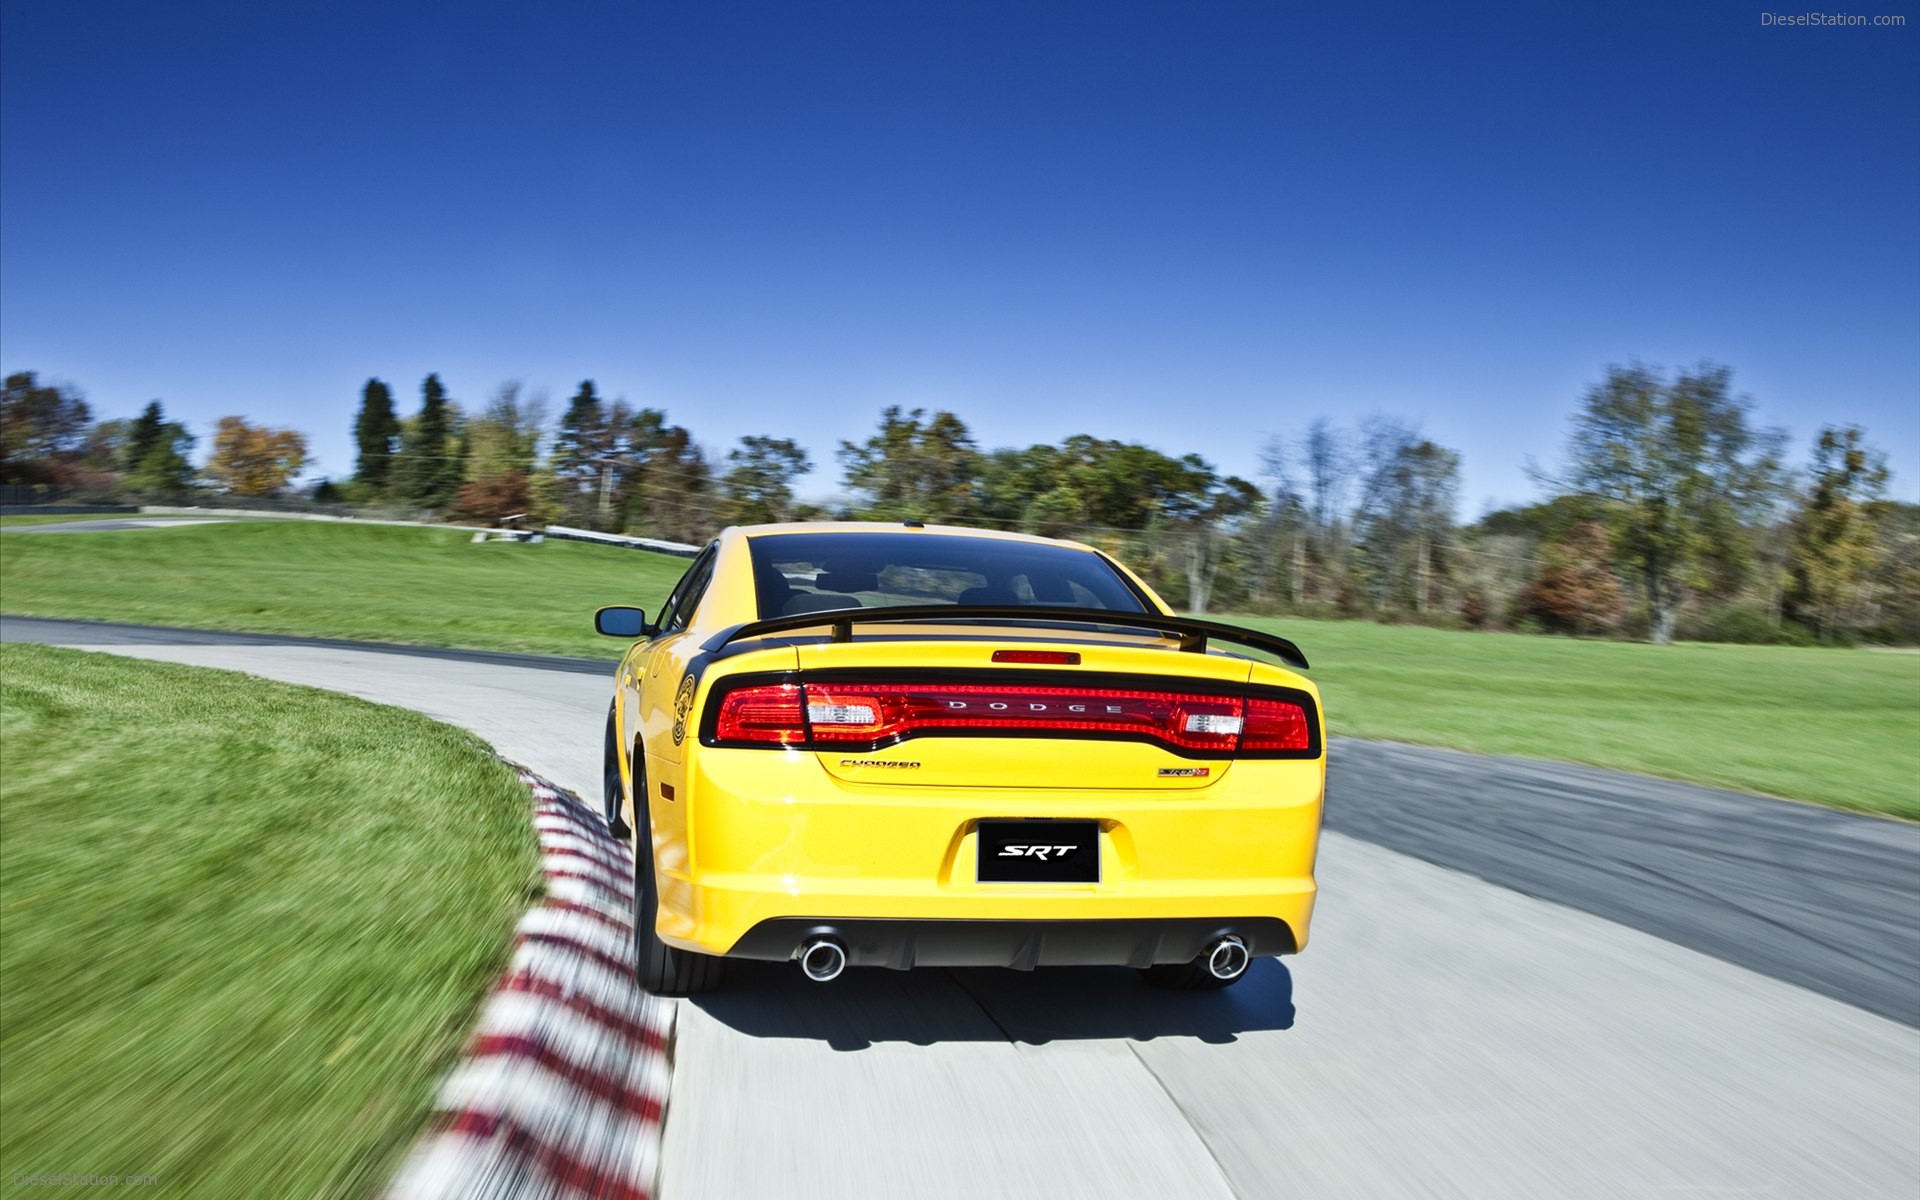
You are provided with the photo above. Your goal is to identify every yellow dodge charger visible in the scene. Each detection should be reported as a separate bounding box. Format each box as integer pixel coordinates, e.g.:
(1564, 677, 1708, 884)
(595, 522, 1324, 995)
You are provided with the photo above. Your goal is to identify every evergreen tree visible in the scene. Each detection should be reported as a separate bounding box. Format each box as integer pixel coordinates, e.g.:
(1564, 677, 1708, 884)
(397, 374, 457, 508)
(352, 378, 401, 495)
(125, 420, 196, 497)
(550, 381, 614, 526)
(125, 401, 167, 471)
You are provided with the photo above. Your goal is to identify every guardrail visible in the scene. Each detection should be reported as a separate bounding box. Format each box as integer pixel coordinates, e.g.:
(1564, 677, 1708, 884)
(8, 501, 704, 558)
(542, 525, 702, 558)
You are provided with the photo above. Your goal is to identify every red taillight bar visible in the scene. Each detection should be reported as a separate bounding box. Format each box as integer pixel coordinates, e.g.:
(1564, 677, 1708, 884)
(712, 683, 808, 745)
(1241, 696, 1312, 752)
(705, 678, 1314, 755)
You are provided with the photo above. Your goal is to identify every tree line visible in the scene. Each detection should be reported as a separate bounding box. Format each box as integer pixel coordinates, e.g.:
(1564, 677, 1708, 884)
(2, 364, 1912, 645)
(0, 372, 306, 502)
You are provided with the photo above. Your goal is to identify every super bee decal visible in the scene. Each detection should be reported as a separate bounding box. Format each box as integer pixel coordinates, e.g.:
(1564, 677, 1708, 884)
(671, 672, 697, 746)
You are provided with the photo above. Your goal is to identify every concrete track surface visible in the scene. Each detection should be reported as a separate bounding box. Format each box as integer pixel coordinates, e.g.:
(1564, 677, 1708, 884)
(6, 616, 1918, 1199)
(3, 517, 239, 533)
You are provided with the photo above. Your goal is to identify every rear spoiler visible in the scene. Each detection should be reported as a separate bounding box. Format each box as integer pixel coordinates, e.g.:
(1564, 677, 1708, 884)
(704, 605, 1309, 670)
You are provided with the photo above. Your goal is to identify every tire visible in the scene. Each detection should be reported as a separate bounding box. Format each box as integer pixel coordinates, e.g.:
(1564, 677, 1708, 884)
(630, 759, 726, 996)
(1139, 956, 1245, 990)
(602, 706, 631, 841)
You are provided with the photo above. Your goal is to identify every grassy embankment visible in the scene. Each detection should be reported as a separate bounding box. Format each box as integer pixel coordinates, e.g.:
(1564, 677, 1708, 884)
(0, 643, 541, 1196)
(1234, 615, 1919, 819)
(0, 518, 687, 655)
(2, 518, 1915, 817)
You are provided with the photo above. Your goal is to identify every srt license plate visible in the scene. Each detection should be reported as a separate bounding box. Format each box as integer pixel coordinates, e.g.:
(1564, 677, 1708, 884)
(977, 820, 1100, 884)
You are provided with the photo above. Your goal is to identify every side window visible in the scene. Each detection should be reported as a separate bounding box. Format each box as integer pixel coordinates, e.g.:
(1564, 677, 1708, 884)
(654, 546, 714, 634)
(663, 547, 719, 633)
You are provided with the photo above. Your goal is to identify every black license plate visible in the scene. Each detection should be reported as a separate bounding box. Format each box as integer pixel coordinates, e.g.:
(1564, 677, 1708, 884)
(977, 820, 1100, 883)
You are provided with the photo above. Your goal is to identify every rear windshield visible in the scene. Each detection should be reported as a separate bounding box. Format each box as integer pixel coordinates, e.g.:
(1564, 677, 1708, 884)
(746, 532, 1151, 620)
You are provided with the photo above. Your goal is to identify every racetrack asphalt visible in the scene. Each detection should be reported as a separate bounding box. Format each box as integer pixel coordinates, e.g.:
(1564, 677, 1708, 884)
(8, 614, 1912, 1024)
(6, 614, 1918, 1198)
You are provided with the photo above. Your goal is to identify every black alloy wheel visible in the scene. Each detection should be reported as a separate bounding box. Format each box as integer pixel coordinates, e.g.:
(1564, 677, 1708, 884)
(602, 705, 631, 841)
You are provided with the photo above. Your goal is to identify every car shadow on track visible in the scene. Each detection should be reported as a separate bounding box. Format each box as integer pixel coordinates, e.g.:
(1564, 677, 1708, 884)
(689, 958, 1295, 1051)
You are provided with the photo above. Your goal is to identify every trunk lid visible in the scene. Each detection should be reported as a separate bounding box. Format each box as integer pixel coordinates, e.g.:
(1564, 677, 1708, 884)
(793, 625, 1256, 791)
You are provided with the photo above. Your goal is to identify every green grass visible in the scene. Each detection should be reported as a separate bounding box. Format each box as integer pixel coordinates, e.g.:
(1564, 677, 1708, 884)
(0, 643, 541, 1197)
(0, 518, 685, 657)
(3, 518, 1915, 816)
(1233, 616, 1920, 819)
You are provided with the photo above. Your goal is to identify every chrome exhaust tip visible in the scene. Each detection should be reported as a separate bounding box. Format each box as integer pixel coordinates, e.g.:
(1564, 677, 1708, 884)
(797, 937, 848, 982)
(1204, 935, 1250, 981)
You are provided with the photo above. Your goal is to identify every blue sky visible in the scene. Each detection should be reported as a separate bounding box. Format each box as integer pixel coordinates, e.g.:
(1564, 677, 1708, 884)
(3, 0, 1916, 512)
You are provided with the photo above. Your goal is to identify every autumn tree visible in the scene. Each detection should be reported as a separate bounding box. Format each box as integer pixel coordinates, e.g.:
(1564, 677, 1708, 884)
(0, 371, 93, 486)
(462, 382, 546, 481)
(1786, 426, 1890, 641)
(721, 436, 811, 524)
(1515, 522, 1625, 635)
(1460, 496, 1603, 630)
(452, 381, 547, 522)
(1865, 501, 1920, 644)
(206, 417, 307, 496)
(351, 378, 401, 496)
(451, 472, 532, 523)
(1547, 363, 1784, 644)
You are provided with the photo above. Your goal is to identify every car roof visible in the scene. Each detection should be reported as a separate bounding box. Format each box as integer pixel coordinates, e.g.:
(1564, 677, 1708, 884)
(729, 521, 1100, 553)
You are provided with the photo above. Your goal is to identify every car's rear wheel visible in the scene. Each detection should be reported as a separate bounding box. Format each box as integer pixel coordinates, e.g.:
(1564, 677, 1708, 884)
(630, 758, 726, 996)
(602, 706, 631, 840)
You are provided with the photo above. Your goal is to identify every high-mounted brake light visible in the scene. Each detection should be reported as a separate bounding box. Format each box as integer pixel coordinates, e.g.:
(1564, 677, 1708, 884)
(991, 650, 1082, 665)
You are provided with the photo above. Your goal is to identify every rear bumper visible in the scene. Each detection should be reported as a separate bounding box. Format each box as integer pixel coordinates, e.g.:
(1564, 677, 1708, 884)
(729, 916, 1297, 970)
(650, 747, 1324, 959)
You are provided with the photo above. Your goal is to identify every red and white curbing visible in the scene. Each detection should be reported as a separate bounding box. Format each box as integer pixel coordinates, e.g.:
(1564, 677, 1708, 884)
(386, 768, 672, 1200)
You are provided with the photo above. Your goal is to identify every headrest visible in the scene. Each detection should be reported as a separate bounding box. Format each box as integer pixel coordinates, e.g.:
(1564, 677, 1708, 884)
(814, 570, 877, 593)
